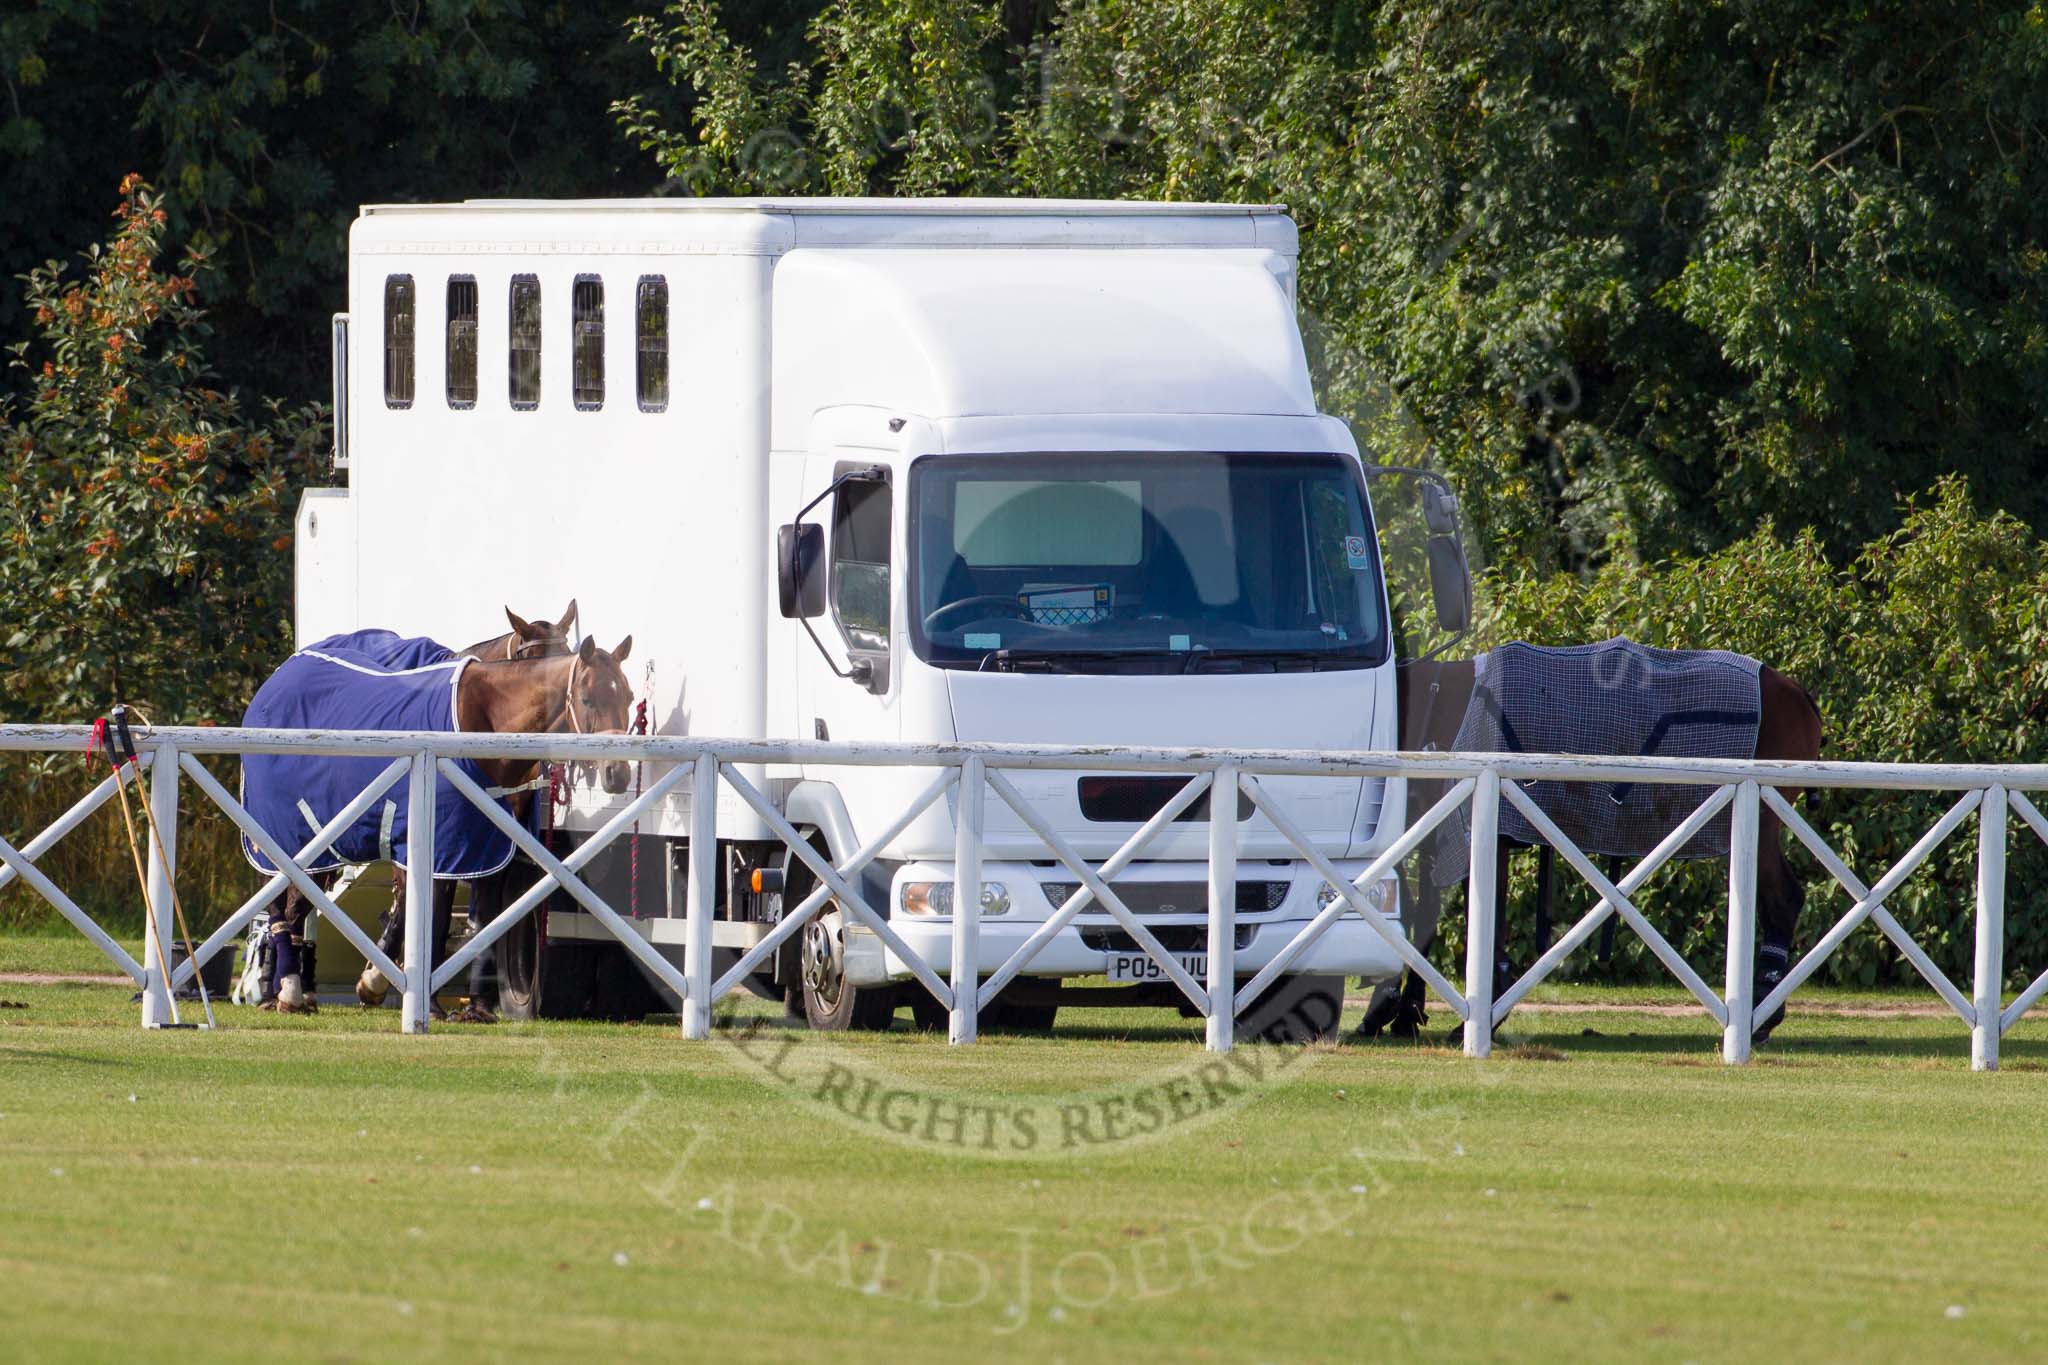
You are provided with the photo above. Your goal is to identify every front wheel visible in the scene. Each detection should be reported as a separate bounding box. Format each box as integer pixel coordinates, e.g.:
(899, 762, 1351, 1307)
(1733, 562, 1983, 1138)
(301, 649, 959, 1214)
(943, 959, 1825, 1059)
(1237, 974, 1345, 1044)
(799, 908, 896, 1031)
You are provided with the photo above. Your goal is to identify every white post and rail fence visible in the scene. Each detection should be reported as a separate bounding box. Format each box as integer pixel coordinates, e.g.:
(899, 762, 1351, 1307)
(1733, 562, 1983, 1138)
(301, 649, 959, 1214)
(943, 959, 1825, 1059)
(1, 724, 2042, 1070)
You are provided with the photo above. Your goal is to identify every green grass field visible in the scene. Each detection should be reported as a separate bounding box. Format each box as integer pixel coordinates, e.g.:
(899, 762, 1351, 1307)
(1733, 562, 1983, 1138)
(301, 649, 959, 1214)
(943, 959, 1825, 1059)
(4, 934, 2047, 1363)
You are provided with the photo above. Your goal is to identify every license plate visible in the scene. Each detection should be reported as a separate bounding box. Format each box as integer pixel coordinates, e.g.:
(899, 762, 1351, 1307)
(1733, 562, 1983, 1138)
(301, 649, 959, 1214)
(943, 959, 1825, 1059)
(1105, 951, 1205, 983)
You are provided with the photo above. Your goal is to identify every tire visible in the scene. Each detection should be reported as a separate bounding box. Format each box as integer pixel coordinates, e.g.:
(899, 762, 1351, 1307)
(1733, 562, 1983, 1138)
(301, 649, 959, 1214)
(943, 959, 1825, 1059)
(1236, 974, 1345, 1044)
(495, 910, 541, 1022)
(909, 985, 1056, 1032)
(982, 994, 1058, 1033)
(907, 989, 948, 1031)
(537, 941, 599, 1020)
(799, 908, 896, 1031)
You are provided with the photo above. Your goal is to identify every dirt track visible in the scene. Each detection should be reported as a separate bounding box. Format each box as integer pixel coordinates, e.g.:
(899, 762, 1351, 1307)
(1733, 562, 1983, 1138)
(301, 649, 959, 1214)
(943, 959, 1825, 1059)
(0, 973, 1968, 1019)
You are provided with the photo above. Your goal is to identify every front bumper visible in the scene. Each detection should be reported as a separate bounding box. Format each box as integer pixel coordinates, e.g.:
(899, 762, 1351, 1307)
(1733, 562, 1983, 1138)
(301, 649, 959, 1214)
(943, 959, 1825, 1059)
(862, 859, 1407, 985)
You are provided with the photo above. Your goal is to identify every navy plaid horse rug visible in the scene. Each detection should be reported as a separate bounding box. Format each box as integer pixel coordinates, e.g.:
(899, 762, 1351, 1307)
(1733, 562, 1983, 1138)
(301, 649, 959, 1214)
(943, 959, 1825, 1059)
(239, 630, 516, 880)
(1434, 638, 1763, 881)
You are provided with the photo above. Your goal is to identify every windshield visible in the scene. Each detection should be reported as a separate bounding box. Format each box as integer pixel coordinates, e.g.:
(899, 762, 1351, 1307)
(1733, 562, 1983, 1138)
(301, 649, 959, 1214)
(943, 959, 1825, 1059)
(908, 452, 1388, 672)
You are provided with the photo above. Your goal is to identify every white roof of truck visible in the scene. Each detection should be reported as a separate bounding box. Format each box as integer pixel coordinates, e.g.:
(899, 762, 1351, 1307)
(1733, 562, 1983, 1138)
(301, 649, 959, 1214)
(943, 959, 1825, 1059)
(772, 247, 1315, 439)
(363, 196, 1287, 216)
(353, 197, 1297, 254)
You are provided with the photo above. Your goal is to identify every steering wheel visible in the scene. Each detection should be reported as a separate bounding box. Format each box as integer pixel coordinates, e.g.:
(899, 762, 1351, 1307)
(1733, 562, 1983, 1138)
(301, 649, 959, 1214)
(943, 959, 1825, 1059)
(923, 595, 1032, 633)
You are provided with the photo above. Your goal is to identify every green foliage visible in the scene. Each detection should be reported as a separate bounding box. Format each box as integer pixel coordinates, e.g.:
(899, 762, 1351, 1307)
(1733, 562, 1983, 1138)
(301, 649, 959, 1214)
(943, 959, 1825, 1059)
(0, 177, 324, 725)
(615, 0, 2047, 573)
(1430, 478, 2048, 989)
(0, 1, 713, 403)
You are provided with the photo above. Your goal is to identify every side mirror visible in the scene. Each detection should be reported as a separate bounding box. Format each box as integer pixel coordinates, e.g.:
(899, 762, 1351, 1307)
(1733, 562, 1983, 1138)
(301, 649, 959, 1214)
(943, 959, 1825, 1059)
(777, 523, 826, 619)
(1425, 535, 1470, 633)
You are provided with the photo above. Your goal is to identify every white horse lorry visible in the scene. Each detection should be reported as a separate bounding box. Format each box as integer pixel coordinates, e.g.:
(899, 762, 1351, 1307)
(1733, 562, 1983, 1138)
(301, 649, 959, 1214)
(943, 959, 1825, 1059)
(297, 197, 1470, 1034)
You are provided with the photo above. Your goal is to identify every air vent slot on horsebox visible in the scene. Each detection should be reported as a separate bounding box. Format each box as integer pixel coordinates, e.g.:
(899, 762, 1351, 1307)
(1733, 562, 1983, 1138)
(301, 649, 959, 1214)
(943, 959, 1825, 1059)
(1076, 775, 1253, 824)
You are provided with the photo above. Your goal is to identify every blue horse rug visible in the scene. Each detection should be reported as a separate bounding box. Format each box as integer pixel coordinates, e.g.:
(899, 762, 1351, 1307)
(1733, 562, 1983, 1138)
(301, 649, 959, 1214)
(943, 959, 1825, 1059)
(1434, 638, 1763, 882)
(239, 630, 516, 880)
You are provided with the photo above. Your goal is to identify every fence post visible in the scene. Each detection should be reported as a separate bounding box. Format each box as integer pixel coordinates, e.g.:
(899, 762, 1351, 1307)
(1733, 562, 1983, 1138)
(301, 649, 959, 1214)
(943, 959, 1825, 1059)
(1973, 784, 2008, 1072)
(683, 755, 718, 1040)
(1722, 781, 1760, 1064)
(1206, 764, 1240, 1053)
(1463, 767, 1500, 1059)
(950, 756, 984, 1045)
(401, 750, 436, 1034)
(141, 742, 180, 1028)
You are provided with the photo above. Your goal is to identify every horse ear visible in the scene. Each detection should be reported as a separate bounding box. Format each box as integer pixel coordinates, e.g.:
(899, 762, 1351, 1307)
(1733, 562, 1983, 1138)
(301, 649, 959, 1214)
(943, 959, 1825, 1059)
(612, 635, 632, 664)
(577, 636, 597, 663)
(557, 599, 578, 635)
(503, 605, 544, 642)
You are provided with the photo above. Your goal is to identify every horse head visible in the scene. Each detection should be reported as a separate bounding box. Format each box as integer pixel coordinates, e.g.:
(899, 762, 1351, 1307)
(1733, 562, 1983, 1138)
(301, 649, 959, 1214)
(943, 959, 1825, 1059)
(469, 599, 579, 661)
(564, 634, 636, 794)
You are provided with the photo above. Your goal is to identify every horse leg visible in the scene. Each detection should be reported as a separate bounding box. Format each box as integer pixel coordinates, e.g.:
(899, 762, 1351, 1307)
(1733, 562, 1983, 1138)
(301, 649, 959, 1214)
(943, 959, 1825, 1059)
(265, 877, 322, 1014)
(1493, 840, 1517, 999)
(1533, 845, 1555, 955)
(1750, 810, 1803, 1043)
(1360, 839, 1441, 1041)
(456, 869, 507, 1023)
(430, 879, 456, 1020)
(357, 871, 407, 1007)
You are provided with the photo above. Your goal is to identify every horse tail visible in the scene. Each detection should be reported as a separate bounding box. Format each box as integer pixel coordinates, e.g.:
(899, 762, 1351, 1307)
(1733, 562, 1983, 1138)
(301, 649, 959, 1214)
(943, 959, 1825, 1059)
(1791, 675, 1822, 735)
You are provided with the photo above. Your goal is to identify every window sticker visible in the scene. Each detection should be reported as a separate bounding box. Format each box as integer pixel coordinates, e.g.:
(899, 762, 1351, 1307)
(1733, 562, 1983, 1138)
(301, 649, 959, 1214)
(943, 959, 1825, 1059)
(1169, 633, 1191, 651)
(1343, 534, 1372, 570)
(964, 632, 1002, 649)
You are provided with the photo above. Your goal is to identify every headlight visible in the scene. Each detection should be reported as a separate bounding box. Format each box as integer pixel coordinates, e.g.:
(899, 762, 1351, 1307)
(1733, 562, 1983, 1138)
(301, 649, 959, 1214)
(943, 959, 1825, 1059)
(1317, 878, 1394, 915)
(900, 881, 1012, 917)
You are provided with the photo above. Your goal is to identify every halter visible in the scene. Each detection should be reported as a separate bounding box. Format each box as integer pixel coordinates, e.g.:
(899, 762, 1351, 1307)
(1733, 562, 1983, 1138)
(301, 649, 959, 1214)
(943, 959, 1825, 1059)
(506, 632, 558, 661)
(562, 651, 586, 734)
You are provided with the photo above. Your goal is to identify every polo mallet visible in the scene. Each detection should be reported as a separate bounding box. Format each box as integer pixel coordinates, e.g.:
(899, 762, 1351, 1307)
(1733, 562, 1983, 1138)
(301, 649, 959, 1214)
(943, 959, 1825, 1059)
(101, 708, 214, 1028)
(95, 713, 184, 1027)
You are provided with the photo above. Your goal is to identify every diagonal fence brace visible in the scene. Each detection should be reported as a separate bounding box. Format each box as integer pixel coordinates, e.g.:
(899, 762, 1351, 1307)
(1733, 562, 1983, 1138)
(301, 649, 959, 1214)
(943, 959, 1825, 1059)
(984, 768, 1210, 1014)
(1999, 790, 2048, 1032)
(1494, 784, 1737, 1024)
(172, 755, 411, 991)
(718, 762, 955, 1011)
(977, 771, 1214, 1009)
(1759, 785, 1980, 1025)
(1238, 774, 1474, 1021)
(1503, 778, 1729, 1026)
(0, 754, 153, 898)
(433, 760, 693, 992)
(0, 825, 149, 984)
(179, 751, 406, 991)
(436, 758, 693, 1006)
(713, 767, 958, 1004)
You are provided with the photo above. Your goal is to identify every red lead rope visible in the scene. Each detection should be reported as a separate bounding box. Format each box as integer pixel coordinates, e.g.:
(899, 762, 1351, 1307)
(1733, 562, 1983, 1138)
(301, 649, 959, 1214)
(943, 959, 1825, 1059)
(629, 698, 648, 918)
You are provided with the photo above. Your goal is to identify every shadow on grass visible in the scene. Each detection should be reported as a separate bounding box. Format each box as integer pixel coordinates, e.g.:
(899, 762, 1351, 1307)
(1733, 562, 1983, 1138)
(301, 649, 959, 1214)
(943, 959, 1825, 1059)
(1459, 1025, 2048, 1065)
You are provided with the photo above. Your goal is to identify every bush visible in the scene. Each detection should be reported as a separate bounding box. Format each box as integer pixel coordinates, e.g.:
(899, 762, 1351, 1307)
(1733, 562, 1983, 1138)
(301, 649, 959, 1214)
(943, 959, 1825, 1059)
(0, 176, 323, 727)
(0, 178, 321, 939)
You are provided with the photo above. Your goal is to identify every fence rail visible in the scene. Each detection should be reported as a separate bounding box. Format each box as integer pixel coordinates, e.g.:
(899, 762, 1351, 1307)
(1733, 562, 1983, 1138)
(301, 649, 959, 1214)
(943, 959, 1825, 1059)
(1, 723, 2041, 1068)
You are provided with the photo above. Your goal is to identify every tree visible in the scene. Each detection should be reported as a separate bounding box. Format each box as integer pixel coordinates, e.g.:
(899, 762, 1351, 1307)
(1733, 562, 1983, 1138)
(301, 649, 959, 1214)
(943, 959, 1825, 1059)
(614, 0, 2048, 573)
(0, 176, 324, 724)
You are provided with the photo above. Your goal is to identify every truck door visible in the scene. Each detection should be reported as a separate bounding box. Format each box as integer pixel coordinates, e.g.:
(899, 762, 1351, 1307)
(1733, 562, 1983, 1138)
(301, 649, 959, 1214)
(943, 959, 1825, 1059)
(795, 458, 899, 746)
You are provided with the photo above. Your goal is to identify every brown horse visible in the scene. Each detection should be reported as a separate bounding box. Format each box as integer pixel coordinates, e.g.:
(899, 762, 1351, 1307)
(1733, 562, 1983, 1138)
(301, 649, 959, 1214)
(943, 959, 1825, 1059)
(1363, 650, 1822, 1044)
(347, 628, 637, 1019)
(356, 602, 581, 1018)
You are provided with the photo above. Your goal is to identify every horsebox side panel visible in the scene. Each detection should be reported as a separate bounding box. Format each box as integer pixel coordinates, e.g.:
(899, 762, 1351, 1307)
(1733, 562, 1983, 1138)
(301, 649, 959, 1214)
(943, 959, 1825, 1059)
(294, 487, 357, 648)
(344, 209, 784, 841)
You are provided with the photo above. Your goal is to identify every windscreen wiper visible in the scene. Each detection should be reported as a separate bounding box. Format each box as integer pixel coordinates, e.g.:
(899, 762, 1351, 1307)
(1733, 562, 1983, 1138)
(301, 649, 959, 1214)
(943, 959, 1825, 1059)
(980, 648, 1177, 674)
(1182, 649, 1360, 674)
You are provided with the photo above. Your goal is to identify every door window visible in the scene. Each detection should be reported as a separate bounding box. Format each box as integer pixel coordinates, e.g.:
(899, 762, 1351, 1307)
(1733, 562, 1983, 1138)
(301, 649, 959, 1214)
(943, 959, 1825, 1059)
(830, 475, 892, 658)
